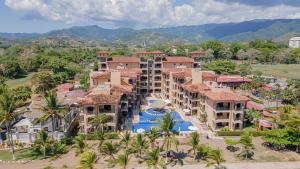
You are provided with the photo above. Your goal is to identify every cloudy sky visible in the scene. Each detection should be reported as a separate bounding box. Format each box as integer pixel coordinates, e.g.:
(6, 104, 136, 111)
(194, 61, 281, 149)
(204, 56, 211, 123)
(1, 0, 300, 33)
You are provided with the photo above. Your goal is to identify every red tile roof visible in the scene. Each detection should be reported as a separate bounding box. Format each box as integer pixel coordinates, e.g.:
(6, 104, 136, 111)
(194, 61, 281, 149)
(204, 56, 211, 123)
(183, 83, 210, 93)
(205, 91, 249, 101)
(91, 71, 110, 79)
(217, 76, 252, 83)
(56, 83, 74, 93)
(164, 57, 194, 63)
(91, 69, 141, 79)
(79, 94, 120, 105)
(246, 101, 265, 111)
(261, 84, 273, 91)
(108, 57, 140, 63)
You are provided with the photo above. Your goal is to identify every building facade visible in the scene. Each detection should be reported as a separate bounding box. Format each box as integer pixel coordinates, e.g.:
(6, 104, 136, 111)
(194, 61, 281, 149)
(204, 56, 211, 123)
(289, 37, 300, 48)
(79, 51, 251, 133)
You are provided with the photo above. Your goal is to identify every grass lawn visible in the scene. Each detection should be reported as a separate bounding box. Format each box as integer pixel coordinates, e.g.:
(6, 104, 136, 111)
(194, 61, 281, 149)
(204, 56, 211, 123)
(251, 64, 300, 80)
(6, 72, 35, 88)
(0, 148, 42, 161)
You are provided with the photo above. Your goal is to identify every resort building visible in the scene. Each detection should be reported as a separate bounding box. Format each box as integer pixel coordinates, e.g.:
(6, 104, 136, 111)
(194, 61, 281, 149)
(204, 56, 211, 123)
(78, 51, 251, 133)
(79, 69, 141, 134)
(289, 37, 300, 48)
(161, 69, 249, 130)
(9, 84, 86, 143)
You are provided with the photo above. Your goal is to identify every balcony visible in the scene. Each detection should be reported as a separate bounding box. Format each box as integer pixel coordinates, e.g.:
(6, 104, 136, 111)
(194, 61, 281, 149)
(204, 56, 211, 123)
(215, 112, 230, 122)
(215, 103, 231, 111)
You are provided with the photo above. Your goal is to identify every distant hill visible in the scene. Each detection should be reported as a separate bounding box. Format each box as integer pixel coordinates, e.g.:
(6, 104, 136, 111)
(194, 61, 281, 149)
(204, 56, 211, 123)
(1, 19, 300, 44)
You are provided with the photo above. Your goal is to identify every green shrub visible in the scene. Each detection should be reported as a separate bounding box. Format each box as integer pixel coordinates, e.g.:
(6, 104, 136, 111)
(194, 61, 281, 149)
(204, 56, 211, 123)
(80, 132, 119, 140)
(217, 131, 263, 137)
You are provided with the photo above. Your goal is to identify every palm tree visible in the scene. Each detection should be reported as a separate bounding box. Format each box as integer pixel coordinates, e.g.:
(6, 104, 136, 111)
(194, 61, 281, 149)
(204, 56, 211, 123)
(40, 91, 64, 138)
(96, 130, 106, 148)
(75, 135, 87, 156)
(77, 151, 97, 169)
(147, 127, 160, 148)
(206, 149, 225, 169)
(131, 134, 149, 159)
(91, 114, 110, 132)
(159, 112, 178, 159)
(187, 132, 200, 159)
(238, 132, 254, 160)
(245, 109, 261, 128)
(34, 130, 52, 158)
(145, 148, 165, 169)
(120, 130, 131, 150)
(114, 151, 130, 169)
(225, 139, 239, 152)
(196, 144, 211, 161)
(100, 141, 118, 160)
(0, 92, 21, 161)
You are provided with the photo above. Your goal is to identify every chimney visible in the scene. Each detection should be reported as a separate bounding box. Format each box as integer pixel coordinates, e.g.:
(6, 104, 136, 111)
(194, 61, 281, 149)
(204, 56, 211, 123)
(192, 69, 203, 84)
(111, 71, 121, 85)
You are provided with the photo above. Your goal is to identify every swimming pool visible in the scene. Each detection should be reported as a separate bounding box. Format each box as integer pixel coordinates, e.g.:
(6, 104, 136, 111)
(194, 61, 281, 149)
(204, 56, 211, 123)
(139, 108, 183, 122)
(132, 108, 196, 133)
(132, 121, 194, 133)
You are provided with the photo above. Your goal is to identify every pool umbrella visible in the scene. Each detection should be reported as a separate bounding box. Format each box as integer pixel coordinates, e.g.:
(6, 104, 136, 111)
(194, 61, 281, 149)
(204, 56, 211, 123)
(183, 109, 190, 115)
(151, 100, 166, 111)
(165, 99, 171, 105)
(188, 126, 198, 131)
(137, 128, 145, 133)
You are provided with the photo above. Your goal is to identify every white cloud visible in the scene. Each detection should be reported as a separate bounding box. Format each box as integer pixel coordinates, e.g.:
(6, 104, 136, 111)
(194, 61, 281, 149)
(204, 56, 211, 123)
(4, 0, 300, 27)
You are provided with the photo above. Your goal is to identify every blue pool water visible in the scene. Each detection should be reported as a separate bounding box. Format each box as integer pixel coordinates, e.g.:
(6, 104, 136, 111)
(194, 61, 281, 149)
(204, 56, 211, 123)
(132, 108, 195, 133)
(132, 121, 194, 133)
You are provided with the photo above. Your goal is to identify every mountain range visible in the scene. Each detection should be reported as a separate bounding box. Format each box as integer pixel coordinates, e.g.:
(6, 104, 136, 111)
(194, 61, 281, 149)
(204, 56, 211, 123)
(1, 19, 300, 44)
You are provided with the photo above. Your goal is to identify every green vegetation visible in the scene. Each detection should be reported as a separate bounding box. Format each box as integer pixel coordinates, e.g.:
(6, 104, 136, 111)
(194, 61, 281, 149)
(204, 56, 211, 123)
(252, 64, 300, 80)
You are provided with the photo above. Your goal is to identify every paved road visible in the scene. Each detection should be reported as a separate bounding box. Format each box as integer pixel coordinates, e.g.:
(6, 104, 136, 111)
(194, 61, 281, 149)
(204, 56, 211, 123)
(168, 161, 300, 169)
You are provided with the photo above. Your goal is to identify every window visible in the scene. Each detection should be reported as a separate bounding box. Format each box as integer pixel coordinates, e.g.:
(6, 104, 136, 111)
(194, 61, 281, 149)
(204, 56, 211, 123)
(87, 107, 94, 112)
(235, 103, 242, 110)
(104, 105, 112, 112)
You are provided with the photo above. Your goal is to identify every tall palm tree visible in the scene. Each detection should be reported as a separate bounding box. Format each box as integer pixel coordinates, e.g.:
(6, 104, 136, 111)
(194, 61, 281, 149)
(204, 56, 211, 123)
(114, 151, 130, 169)
(34, 130, 52, 158)
(187, 132, 200, 159)
(159, 112, 178, 159)
(145, 148, 165, 169)
(78, 151, 97, 169)
(120, 130, 131, 150)
(91, 114, 110, 132)
(245, 109, 261, 128)
(100, 141, 119, 160)
(147, 127, 160, 148)
(131, 134, 149, 159)
(74, 135, 87, 156)
(206, 149, 225, 169)
(40, 91, 64, 138)
(0, 92, 21, 161)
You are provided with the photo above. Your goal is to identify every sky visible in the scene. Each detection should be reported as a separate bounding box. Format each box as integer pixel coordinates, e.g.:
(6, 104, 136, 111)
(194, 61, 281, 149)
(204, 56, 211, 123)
(1, 0, 300, 33)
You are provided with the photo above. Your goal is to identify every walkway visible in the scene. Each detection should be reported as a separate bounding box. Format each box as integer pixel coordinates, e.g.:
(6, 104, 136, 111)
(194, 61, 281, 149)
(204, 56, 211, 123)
(133, 161, 300, 169)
